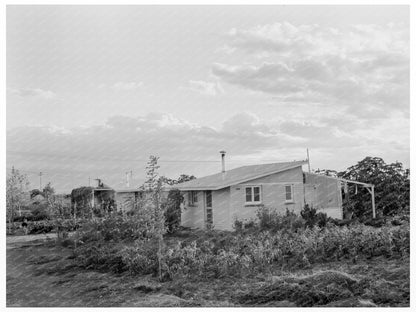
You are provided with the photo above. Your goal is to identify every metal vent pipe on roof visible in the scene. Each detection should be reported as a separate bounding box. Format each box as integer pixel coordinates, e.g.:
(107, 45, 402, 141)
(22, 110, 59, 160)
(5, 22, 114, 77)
(220, 150, 226, 173)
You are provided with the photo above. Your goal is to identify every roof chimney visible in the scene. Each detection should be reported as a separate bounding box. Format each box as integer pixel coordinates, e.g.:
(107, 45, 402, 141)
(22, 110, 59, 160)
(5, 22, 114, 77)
(220, 150, 226, 173)
(125, 171, 130, 188)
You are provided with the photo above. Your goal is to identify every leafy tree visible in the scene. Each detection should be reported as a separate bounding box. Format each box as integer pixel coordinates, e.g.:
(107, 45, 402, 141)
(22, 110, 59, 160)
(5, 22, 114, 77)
(30, 182, 55, 199)
(177, 174, 196, 184)
(43, 182, 55, 200)
(162, 189, 184, 233)
(338, 157, 410, 218)
(158, 174, 194, 233)
(313, 168, 338, 177)
(6, 169, 30, 233)
(160, 174, 196, 186)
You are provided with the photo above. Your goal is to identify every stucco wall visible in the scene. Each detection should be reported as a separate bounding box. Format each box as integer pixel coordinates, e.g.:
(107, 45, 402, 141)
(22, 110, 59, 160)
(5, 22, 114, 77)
(212, 187, 231, 230)
(247, 166, 303, 184)
(229, 167, 305, 229)
(229, 184, 304, 224)
(181, 188, 231, 230)
(115, 192, 135, 213)
(180, 191, 205, 229)
(304, 173, 343, 219)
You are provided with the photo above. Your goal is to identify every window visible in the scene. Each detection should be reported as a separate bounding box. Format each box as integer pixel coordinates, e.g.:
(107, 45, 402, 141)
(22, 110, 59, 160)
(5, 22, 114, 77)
(205, 191, 213, 225)
(206, 191, 212, 208)
(189, 191, 198, 205)
(245, 186, 261, 204)
(285, 185, 293, 202)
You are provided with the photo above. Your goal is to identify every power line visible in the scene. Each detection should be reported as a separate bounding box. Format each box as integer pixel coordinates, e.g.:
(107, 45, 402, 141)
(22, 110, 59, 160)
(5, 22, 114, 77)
(7, 168, 41, 174)
(8, 150, 300, 164)
(7, 150, 222, 163)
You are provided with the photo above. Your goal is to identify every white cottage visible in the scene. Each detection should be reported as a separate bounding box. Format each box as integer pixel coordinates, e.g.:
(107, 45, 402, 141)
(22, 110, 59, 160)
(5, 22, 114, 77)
(175, 157, 347, 231)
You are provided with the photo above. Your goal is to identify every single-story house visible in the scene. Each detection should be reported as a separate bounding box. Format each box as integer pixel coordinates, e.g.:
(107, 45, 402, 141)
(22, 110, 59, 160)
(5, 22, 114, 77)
(114, 188, 171, 214)
(114, 188, 143, 213)
(175, 159, 353, 231)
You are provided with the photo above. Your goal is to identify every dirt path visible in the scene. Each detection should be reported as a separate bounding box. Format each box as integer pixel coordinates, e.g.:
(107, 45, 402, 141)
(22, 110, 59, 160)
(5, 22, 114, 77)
(6, 235, 190, 307)
(7, 233, 57, 247)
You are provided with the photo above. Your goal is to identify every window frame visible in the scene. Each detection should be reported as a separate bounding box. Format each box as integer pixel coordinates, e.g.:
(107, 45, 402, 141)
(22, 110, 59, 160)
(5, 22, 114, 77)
(285, 184, 294, 203)
(245, 186, 262, 204)
(188, 191, 198, 206)
(205, 190, 212, 208)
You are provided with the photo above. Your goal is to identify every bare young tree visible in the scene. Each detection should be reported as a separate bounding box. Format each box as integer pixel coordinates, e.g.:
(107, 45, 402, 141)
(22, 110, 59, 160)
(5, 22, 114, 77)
(6, 168, 29, 234)
(144, 155, 166, 281)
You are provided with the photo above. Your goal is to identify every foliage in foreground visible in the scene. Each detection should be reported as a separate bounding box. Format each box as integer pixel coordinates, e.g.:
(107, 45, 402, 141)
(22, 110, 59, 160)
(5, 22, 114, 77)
(236, 265, 409, 307)
(234, 205, 333, 233)
(72, 218, 409, 281)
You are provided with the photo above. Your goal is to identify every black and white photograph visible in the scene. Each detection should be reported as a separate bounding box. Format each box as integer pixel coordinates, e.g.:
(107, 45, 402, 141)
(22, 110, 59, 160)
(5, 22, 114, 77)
(5, 3, 411, 308)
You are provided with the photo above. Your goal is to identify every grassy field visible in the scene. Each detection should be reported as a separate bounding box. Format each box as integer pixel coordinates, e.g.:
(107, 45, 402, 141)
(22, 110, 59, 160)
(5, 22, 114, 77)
(6, 230, 410, 307)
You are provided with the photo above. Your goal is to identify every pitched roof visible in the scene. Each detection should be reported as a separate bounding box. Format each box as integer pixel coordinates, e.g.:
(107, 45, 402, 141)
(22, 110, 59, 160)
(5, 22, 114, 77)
(114, 188, 142, 193)
(175, 160, 307, 191)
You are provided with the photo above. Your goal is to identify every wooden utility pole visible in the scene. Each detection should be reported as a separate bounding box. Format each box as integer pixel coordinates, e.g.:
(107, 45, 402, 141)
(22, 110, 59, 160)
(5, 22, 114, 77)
(307, 148, 311, 173)
(39, 172, 42, 190)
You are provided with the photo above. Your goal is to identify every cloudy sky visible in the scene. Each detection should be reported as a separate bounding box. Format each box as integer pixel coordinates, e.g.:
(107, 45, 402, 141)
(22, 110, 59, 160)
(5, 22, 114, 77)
(6, 5, 409, 193)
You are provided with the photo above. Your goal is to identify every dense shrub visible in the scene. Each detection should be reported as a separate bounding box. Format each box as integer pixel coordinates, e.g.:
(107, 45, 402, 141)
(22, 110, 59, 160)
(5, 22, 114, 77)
(300, 204, 331, 228)
(72, 222, 410, 279)
(160, 223, 409, 279)
(162, 189, 183, 233)
(76, 213, 155, 244)
(13, 214, 32, 222)
(121, 238, 159, 275)
(255, 207, 306, 232)
(28, 220, 54, 234)
(71, 214, 409, 280)
(13, 212, 49, 222)
(74, 242, 126, 273)
(235, 204, 334, 233)
(31, 205, 50, 221)
(53, 218, 83, 238)
(233, 218, 256, 232)
(235, 205, 327, 233)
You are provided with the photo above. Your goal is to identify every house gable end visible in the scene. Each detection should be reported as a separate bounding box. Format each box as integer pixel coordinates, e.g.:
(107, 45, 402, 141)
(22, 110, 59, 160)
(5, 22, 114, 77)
(176, 163, 306, 191)
(239, 166, 304, 185)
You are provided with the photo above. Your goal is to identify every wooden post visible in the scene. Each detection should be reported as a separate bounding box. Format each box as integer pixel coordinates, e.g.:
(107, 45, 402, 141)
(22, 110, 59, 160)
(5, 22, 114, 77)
(371, 185, 376, 219)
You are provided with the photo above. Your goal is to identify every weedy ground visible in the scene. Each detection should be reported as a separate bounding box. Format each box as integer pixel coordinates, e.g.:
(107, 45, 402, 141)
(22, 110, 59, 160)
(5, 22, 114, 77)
(6, 231, 409, 307)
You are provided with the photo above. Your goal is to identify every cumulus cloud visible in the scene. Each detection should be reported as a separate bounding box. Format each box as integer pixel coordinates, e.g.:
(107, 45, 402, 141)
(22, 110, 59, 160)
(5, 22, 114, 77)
(6, 112, 401, 164)
(213, 22, 409, 118)
(226, 22, 408, 57)
(187, 80, 224, 96)
(6, 111, 409, 191)
(8, 87, 56, 99)
(222, 112, 275, 136)
(5, 113, 302, 176)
